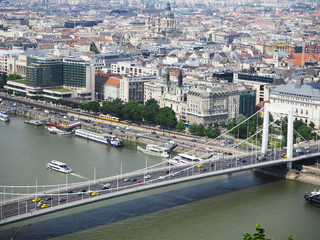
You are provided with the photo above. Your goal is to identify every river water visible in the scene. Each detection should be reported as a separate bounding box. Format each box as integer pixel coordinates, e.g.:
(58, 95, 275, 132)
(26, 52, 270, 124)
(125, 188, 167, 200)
(0, 116, 319, 240)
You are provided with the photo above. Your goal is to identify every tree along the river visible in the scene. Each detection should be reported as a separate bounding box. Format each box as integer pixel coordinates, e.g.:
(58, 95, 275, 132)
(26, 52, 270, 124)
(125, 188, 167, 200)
(144, 98, 160, 124)
(155, 107, 177, 129)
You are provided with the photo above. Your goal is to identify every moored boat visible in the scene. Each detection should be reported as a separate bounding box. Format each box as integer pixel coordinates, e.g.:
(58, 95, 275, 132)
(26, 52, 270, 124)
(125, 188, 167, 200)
(46, 126, 71, 135)
(0, 112, 10, 122)
(47, 160, 72, 174)
(304, 190, 320, 208)
(73, 129, 123, 147)
(137, 144, 170, 158)
(24, 120, 43, 126)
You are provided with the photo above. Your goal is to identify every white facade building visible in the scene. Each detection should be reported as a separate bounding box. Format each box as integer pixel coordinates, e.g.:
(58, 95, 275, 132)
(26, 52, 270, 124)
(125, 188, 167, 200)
(111, 61, 159, 77)
(120, 75, 157, 103)
(269, 81, 320, 128)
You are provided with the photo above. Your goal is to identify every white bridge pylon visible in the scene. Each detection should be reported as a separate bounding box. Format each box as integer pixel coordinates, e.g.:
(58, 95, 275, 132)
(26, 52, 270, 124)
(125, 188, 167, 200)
(262, 103, 294, 169)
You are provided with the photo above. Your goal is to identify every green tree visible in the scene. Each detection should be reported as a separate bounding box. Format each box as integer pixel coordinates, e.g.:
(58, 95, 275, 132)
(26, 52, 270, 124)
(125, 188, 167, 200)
(243, 224, 293, 240)
(90, 41, 100, 54)
(212, 126, 221, 139)
(155, 107, 177, 128)
(188, 123, 198, 135)
(144, 98, 160, 124)
(121, 100, 143, 121)
(101, 101, 112, 114)
(309, 121, 315, 130)
(236, 114, 247, 124)
(176, 120, 186, 132)
(87, 101, 100, 113)
(227, 119, 236, 130)
(0, 72, 7, 88)
(109, 98, 124, 117)
(7, 73, 22, 80)
(196, 123, 205, 136)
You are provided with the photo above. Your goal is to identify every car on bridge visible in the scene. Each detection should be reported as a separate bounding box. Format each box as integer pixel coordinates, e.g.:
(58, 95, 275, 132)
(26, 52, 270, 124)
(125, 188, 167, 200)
(41, 203, 50, 208)
(32, 197, 41, 202)
(197, 164, 204, 168)
(78, 189, 87, 195)
(281, 153, 287, 158)
(91, 192, 100, 196)
(102, 183, 111, 189)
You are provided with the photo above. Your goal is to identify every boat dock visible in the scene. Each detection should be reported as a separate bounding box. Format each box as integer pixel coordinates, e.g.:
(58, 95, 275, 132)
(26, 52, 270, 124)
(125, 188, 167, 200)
(24, 117, 51, 126)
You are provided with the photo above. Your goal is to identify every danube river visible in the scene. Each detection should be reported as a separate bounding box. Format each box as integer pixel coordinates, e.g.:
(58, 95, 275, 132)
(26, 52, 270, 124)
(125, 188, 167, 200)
(0, 116, 319, 239)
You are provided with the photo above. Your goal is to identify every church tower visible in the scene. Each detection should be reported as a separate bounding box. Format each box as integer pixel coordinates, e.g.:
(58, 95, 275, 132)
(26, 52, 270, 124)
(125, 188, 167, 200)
(176, 69, 184, 99)
(273, 41, 279, 67)
(165, 67, 171, 91)
(146, 12, 153, 37)
(178, 69, 183, 87)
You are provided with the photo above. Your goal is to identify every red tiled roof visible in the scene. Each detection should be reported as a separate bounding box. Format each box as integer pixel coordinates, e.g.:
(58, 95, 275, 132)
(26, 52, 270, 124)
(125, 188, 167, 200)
(106, 78, 120, 87)
(282, 53, 319, 66)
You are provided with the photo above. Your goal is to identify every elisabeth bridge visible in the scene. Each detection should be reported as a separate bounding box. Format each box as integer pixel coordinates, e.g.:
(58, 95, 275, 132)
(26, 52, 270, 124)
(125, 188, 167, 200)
(1, 104, 319, 225)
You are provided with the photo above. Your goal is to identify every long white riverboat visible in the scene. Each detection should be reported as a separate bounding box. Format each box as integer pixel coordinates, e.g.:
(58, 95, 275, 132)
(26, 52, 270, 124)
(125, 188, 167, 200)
(73, 129, 123, 147)
(0, 112, 10, 122)
(137, 144, 170, 158)
(47, 160, 72, 174)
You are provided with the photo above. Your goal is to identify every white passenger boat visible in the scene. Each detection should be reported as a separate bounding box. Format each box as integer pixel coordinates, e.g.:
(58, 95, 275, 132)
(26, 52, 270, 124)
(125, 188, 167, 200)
(137, 144, 170, 158)
(0, 112, 10, 122)
(47, 160, 72, 174)
(46, 126, 71, 135)
(73, 129, 123, 147)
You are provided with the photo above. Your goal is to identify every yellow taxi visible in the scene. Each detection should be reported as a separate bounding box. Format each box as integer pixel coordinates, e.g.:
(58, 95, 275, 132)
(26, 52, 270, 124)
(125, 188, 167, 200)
(41, 203, 50, 208)
(91, 192, 99, 196)
(197, 164, 204, 168)
(32, 197, 41, 202)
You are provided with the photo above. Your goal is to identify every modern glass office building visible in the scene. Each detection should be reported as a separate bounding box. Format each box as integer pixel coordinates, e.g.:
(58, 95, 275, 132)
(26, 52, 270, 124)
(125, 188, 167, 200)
(63, 58, 87, 88)
(26, 56, 63, 87)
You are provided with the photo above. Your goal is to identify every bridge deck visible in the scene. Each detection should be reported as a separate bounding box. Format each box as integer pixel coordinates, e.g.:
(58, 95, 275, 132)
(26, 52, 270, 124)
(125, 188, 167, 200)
(1, 147, 319, 226)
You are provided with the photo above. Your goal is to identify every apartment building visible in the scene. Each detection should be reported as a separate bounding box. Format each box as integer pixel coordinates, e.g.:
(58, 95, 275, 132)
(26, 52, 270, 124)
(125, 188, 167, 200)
(111, 61, 159, 77)
(120, 75, 157, 103)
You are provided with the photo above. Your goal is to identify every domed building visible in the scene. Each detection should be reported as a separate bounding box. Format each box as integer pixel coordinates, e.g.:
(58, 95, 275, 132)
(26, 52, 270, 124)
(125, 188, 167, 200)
(143, 2, 181, 43)
(160, 3, 176, 35)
